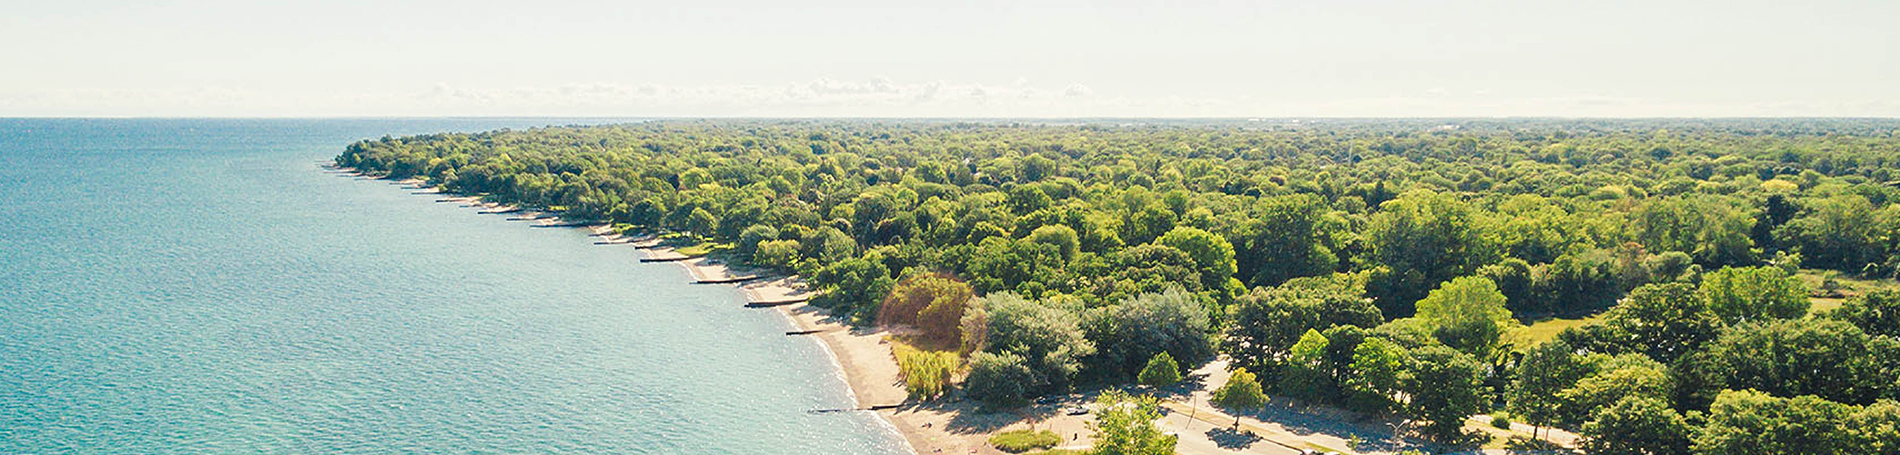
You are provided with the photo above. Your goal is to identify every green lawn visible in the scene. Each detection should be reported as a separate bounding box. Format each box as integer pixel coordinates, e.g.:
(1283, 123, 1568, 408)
(1509, 315, 1604, 348)
(989, 429, 1061, 453)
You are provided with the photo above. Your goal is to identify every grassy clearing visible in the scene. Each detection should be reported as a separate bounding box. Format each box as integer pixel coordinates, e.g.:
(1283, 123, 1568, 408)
(989, 429, 1061, 453)
(1797, 269, 1898, 315)
(1509, 315, 1604, 348)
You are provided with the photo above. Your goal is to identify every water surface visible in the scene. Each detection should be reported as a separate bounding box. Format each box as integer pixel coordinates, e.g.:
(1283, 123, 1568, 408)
(0, 118, 906, 454)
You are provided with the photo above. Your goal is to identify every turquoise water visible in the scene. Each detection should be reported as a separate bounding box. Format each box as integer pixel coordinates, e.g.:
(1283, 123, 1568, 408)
(0, 119, 908, 454)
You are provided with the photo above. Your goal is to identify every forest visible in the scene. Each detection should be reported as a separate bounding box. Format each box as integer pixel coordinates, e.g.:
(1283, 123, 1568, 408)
(338, 119, 1900, 453)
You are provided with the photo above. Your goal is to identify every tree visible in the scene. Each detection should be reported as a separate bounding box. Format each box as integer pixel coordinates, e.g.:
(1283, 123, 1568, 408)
(877, 272, 974, 347)
(1403, 344, 1487, 442)
(1278, 328, 1335, 403)
(1580, 396, 1692, 455)
(1693, 389, 1853, 455)
(1109, 244, 1204, 297)
(737, 224, 779, 259)
(1212, 367, 1269, 427)
(1363, 190, 1497, 317)
(1346, 336, 1406, 414)
(810, 256, 894, 325)
(1832, 289, 1900, 339)
(1084, 288, 1214, 381)
(1156, 226, 1237, 290)
(1699, 266, 1810, 325)
(800, 226, 858, 265)
(1137, 352, 1182, 387)
(685, 207, 719, 238)
(1027, 224, 1081, 262)
(1848, 400, 1900, 455)
(980, 293, 1094, 393)
(753, 239, 800, 268)
(1781, 194, 1886, 272)
(1604, 283, 1722, 364)
(1089, 390, 1177, 455)
(1509, 339, 1588, 434)
(1558, 355, 1671, 426)
(1413, 276, 1514, 360)
(1235, 194, 1337, 286)
(1700, 318, 1887, 405)
(965, 351, 1036, 408)
(1223, 274, 1380, 379)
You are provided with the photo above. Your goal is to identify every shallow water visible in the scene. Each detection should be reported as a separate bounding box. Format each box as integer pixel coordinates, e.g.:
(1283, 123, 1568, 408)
(0, 119, 907, 454)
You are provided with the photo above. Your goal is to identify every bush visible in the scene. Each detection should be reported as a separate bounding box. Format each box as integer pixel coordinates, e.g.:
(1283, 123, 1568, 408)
(1137, 352, 1182, 387)
(966, 351, 1036, 408)
(988, 429, 1060, 453)
(1490, 412, 1513, 429)
(753, 239, 800, 268)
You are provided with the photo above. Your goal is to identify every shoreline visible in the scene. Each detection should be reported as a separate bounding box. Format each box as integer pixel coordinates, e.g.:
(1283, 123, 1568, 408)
(334, 166, 937, 454)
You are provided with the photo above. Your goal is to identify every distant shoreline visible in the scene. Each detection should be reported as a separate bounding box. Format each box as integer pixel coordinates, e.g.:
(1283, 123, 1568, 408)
(326, 163, 931, 454)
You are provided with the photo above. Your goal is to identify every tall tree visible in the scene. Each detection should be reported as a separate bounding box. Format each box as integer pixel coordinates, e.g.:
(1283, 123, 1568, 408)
(1212, 367, 1269, 427)
(1413, 276, 1515, 360)
(1089, 390, 1177, 455)
(1403, 344, 1487, 442)
(1580, 396, 1692, 455)
(1363, 190, 1497, 317)
(1699, 266, 1810, 325)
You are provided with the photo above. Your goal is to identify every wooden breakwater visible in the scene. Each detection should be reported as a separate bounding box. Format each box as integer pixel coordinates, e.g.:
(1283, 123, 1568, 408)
(744, 297, 810, 308)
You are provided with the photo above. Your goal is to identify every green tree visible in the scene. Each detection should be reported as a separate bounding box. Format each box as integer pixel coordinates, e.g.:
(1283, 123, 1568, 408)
(1155, 226, 1238, 290)
(1345, 336, 1407, 414)
(1604, 282, 1723, 363)
(1278, 329, 1334, 402)
(1137, 352, 1182, 387)
(1235, 194, 1337, 286)
(1223, 274, 1380, 379)
(980, 293, 1094, 393)
(1413, 276, 1515, 359)
(1212, 367, 1269, 427)
(1084, 288, 1213, 381)
(1580, 396, 1692, 455)
(800, 226, 859, 265)
(965, 351, 1036, 408)
(1700, 318, 1887, 405)
(1509, 339, 1588, 434)
(736, 224, 779, 259)
(1363, 190, 1497, 317)
(1693, 389, 1853, 455)
(1088, 390, 1177, 455)
(1699, 266, 1810, 325)
(685, 207, 719, 238)
(1403, 344, 1487, 442)
(1832, 289, 1900, 339)
(1027, 224, 1081, 262)
(753, 239, 800, 268)
(1848, 400, 1900, 455)
(810, 256, 895, 324)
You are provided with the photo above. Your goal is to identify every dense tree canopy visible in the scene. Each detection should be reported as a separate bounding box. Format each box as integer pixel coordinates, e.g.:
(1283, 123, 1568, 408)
(338, 119, 1900, 451)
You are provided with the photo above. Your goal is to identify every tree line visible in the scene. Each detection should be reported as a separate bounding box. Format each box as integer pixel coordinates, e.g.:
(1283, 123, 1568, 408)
(338, 119, 1900, 453)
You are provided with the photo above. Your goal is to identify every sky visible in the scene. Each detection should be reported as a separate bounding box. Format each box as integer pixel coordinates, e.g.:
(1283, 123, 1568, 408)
(2, 0, 1896, 117)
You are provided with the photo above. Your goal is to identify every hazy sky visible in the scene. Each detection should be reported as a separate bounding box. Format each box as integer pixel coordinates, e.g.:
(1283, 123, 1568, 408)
(3, 0, 1896, 117)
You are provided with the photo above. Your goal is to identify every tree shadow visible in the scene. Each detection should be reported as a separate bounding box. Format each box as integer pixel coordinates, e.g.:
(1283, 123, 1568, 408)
(1501, 435, 1569, 453)
(1204, 427, 1262, 449)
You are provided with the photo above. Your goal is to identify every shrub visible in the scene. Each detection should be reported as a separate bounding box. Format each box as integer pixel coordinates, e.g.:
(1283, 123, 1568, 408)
(988, 429, 1060, 453)
(1137, 352, 1182, 387)
(1490, 412, 1513, 429)
(893, 342, 957, 400)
